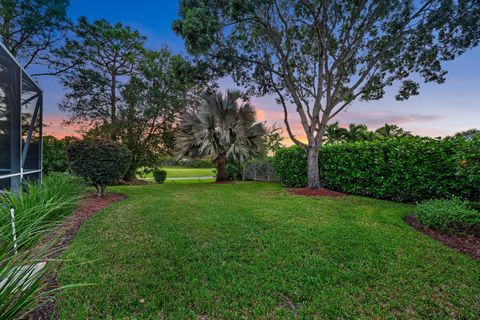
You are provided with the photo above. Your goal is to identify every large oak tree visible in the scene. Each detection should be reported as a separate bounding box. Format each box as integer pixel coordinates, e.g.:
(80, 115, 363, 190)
(173, 0, 480, 188)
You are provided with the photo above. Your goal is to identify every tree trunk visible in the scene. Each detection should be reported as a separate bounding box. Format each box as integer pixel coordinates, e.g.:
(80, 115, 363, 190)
(124, 166, 138, 182)
(216, 153, 227, 181)
(307, 146, 321, 189)
(110, 71, 117, 141)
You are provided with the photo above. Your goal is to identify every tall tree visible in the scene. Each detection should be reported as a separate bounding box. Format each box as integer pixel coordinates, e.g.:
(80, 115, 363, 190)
(175, 90, 265, 181)
(56, 17, 146, 140)
(0, 0, 70, 72)
(118, 48, 203, 180)
(174, 0, 480, 188)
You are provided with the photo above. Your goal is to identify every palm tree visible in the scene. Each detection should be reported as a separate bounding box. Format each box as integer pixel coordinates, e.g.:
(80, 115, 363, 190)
(375, 123, 411, 138)
(175, 90, 265, 181)
(345, 124, 369, 142)
(324, 122, 348, 144)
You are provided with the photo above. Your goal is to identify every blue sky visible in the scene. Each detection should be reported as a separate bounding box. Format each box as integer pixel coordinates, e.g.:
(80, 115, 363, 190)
(41, 0, 480, 140)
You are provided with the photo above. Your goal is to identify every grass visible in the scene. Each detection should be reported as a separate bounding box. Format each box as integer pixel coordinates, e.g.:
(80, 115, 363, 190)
(141, 166, 216, 179)
(56, 182, 480, 319)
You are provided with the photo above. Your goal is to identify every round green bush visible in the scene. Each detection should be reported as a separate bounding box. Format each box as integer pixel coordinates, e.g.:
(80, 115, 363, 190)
(153, 168, 167, 184)
(67, 139, 132, 197)
(414, 198, 480, 235)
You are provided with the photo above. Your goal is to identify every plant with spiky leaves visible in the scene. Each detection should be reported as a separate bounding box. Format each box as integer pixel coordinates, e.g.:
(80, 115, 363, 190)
(175, 90, 265, 181)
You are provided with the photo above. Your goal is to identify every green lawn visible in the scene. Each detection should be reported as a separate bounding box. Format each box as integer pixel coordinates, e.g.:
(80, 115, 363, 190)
(141, 166, 216, 179)
(56, 182, 480, 319)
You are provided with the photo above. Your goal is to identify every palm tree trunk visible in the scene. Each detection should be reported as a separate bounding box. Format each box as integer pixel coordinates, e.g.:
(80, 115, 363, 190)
(216, 152, 227, 181)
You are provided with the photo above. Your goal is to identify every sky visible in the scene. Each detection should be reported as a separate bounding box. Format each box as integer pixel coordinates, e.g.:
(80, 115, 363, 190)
(39, 0, 480, 142)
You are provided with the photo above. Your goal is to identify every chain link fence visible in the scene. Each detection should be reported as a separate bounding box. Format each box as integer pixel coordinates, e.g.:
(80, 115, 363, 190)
(242, 161, 277, 182)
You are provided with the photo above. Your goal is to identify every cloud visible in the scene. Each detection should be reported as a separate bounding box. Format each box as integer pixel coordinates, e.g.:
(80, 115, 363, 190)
(335, 111, 443, 129)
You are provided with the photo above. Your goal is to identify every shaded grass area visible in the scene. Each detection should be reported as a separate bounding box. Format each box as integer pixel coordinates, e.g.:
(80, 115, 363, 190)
(56, 182, 480, 319)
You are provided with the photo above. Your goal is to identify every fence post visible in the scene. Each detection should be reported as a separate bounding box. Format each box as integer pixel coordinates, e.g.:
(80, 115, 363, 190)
(10, 207, 17, 254)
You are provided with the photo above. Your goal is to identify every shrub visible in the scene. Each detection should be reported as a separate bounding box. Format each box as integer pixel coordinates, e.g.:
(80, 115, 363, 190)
(189, 159, 214, 168)
(153, 168, 167, 184)
(43, 136, 69, 174)
(270, 146, 307, 187)
(414, 198, 480, 235)
(225, 161, 243, 180)
(68, 139, 131, 197)
(272, 136, 480, 202)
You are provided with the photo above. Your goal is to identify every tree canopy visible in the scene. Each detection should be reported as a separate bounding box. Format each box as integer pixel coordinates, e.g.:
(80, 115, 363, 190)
(0, 0, 70, 71)
(174, 0, 480, 188)
(118, 48, 205, 179)
(55, 17, 146, 140)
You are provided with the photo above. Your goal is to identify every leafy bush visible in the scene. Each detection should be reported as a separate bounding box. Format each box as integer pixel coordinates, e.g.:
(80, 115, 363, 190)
(272, 136, 480, 201)
(270, 146, 307, 187)
(68, 139, 132, 197)
(43, 136, 70, 174)
(153, 168, 167, 184)
(225, 161, 242, 180)
(189, 159, 214, 168)
(414, 198, 480, 235)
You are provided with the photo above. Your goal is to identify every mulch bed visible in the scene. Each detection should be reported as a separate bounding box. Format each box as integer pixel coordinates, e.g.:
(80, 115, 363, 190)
(404, 215, 480, 260)
(289, 188, 348, 198)
(27, 192, 126, 320)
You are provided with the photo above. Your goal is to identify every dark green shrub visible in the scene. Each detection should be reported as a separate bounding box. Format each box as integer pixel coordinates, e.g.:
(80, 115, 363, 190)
(272, 136, 480, 202)
(153, 168, 167, 183)
(270, 146, 307, 187)
(226, 161, 242, 180)
(189, 159, 214, 168)
(43, 136, 70, 174)
(68, 139, 131, 197)
(414, 198, 480, 235)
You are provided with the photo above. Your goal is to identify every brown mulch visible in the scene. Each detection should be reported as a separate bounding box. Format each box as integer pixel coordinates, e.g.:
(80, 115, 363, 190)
(289, 188, 348, 198)
(404, 215, 480, 260)
(27, 192, 126, 320)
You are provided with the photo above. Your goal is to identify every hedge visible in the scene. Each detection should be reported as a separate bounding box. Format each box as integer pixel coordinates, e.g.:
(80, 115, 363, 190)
(272, 136, 480, 202)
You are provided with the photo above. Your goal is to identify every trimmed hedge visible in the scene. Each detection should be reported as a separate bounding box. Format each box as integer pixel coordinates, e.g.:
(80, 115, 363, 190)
(272, 136, 480, 202)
